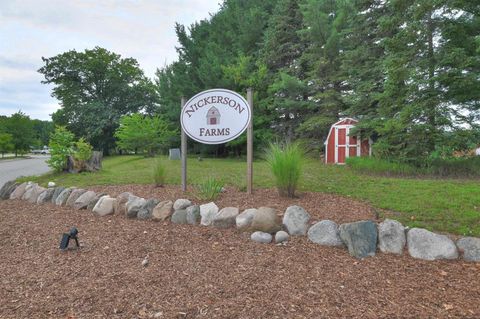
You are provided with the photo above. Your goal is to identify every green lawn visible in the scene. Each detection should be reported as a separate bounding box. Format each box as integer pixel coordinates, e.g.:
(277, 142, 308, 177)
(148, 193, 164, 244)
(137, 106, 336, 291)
(19, 155, 480, 236)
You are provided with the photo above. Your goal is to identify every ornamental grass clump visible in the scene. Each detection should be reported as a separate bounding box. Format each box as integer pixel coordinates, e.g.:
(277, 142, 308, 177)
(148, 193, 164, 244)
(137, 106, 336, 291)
(152, 159, 166, 187)
(196, 177, 224, 201)
(266, 142, 305, 198)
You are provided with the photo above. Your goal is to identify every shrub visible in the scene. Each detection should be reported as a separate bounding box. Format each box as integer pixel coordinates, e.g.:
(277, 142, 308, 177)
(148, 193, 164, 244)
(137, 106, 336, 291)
(152, 159, 166, 187)
(195, 177, 224, 201)
(347, 156, 480, 178)
(346, 157, 419, 177)
(47, 126, 75, 172)
(72, 138, 93, 171)
(265, 142, 305, 197)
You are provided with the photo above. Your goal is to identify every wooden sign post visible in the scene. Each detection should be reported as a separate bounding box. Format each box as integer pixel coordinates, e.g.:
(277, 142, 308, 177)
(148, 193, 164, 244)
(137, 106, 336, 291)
(247, 88, 253, 195)
(181, 97, 187, 192)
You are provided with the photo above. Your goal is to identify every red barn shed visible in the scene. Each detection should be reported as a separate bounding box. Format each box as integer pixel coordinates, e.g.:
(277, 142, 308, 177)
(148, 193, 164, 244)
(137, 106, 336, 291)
(324, 118, 372, 164)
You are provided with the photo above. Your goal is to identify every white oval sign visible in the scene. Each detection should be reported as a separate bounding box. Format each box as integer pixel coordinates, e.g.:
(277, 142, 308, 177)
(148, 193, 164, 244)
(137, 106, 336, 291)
(180, 88, 251, 145)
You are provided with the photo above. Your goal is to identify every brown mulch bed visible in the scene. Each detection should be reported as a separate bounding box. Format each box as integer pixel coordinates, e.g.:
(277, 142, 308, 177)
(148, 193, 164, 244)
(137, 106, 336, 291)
(1, 200, 480, 318)
(89, 185, 376, 224)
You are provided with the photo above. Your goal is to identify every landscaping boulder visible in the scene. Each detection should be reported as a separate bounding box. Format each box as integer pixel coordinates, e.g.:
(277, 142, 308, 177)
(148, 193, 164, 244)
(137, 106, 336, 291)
(51, 187, 65, 203)
(251, 231, 272, 244)
(283, 205, 311, 235)
(186, 205, 200, 225)
(66, 189, 87, 207)
(457, 237, 480, 262)
(200, 202, 219, 226)
(378, 219, 406, 254)
(275, 231, 289, 243)
(171, 209, 188, 224)
(115, 192, 133, 214)
(23, 184, 45, 203)
(0, 181, 17, 200)
(36, 188, 55, 204)
(93, 196, 116, 216)
(137, 198, 160, 220)
(212, 207, 239, 228)
(125, 196, 146, 219)
(407, 228, 458, 261)
(173, 198, 192, 211)
(87, 192, 107, 210)
(10, 182, 28, 199)
(152, 200, 174, 221)
(249, 207, 281, 234)
(74, 191, 97, 210)
(55, 188, 74, 206)
(339, 220, 378, 258)
(307, 220, 343, 246)
(236, 208, 257, 230)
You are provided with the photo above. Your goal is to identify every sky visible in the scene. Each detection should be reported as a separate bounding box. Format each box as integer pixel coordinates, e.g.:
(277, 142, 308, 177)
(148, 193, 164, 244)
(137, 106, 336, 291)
(0, 0, 221, 121)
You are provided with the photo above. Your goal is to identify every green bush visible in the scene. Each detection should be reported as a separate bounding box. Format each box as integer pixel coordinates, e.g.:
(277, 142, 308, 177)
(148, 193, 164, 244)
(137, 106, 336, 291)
(346, 157, 420, 177)
(195, 177, 224, 201)
(265, 142, 305, 197)
(429, 157, 480, 178)
(152, 159, 166, 187)
(347, 156, 480, 178)
(47, 126, 75, 172)
(74, 138, 93, 161)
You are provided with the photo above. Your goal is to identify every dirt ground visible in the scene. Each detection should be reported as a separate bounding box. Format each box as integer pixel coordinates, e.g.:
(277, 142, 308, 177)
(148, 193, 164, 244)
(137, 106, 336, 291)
(1, 189, 480, 319)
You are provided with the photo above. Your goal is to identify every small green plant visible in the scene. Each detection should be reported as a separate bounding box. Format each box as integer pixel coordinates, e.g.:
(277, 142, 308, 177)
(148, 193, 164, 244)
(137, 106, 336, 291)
(195, 177, 224, 201)
(74, 138, 93, 161)
(152, 159, 166, 187)
(265, 141, 305, 198)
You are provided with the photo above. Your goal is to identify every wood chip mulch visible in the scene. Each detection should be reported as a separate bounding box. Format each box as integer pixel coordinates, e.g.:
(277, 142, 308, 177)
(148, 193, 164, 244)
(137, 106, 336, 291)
(1, 198, 480, 318)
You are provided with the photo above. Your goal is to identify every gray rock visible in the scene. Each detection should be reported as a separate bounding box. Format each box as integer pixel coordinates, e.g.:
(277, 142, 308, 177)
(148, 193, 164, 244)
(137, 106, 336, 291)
(125, 196, 146, 218)
(308, 220, 343, 246)
(275, 230, 289, 243)
(200, 202, 219, 226)
(0, 181, 17, 200)
(51, 187, 65, 203)
(73, 191, 97, 210)
(66, 189, 87, 207)
(236, 208, 257, 230)
(86, 192, 107, 211)
(23, 184, 45, 203)
(339, 220, 378, 258)
(36, 188, 55, 204)
(152, 200, 174, 221)
(378, 219, 406, 254)
(55, 188, 74, 206)
(173, 198, 192, 210)
(10, 182, 28, 199)
(457, 237, 480, 262)
(186, 205, 200, 225)
(47, 181, 56, 188)
(137, 198, 160, 220)
(171, 209, 188, 224)
(212, 207, 239, 228)
(283, 205, 311, 236)
(407, 228, 458, 261)
(20, 182, 38, 200)
(115, 192, 133, 214)
(249, 207, 281, 234)
(92, 196, 116, 216)
(251, 231, 272, 243)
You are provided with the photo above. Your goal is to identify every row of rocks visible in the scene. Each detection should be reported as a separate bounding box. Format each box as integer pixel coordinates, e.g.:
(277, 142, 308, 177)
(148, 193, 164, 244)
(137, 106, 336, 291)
(1, 181, 479, 262)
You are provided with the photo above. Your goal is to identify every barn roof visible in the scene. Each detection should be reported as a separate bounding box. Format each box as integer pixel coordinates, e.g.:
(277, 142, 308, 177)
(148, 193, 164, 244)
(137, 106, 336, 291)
(323, 118, 358, 145)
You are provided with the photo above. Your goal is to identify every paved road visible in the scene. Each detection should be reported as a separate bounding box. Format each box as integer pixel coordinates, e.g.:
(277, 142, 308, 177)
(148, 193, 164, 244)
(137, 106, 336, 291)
(0, 156, 51, 188)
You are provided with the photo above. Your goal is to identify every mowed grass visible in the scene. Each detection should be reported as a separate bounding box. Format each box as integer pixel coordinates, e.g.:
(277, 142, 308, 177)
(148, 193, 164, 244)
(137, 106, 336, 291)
(20, 155, 480, 236)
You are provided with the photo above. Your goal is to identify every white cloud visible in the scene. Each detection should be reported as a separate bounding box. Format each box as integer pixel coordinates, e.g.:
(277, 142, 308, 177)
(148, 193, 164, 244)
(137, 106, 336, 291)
(0, 0, 221, 120)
